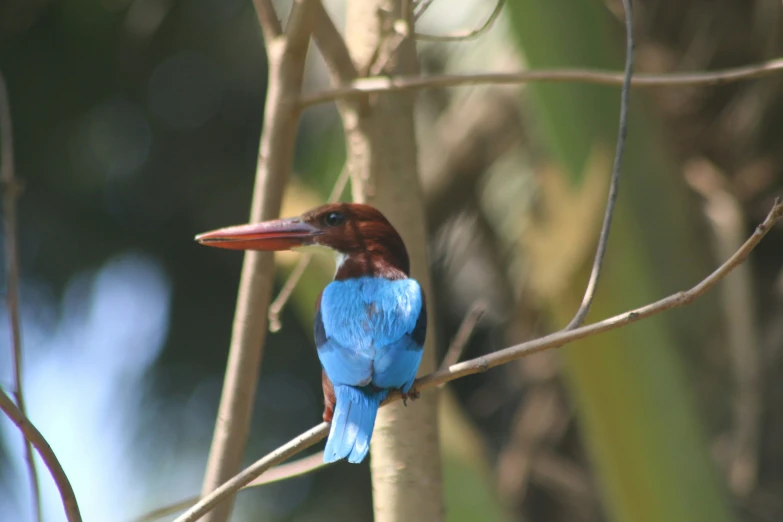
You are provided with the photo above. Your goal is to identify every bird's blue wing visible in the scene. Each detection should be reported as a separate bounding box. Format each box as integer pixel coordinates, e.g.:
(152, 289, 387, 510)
(318, 278, 427, 391)
(372, 284, 426, 392)
(316, 288, 374, 387)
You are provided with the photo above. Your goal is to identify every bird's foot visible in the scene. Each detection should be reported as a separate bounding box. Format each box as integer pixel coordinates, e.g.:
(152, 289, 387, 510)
(401, 387, 420, 407)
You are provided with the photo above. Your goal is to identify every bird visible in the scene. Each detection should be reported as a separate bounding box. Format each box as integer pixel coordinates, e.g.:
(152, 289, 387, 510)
(195, 203, 426, 464)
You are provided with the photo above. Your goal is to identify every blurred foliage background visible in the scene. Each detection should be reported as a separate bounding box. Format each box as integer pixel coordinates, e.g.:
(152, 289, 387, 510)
(1, 0, 783, 521)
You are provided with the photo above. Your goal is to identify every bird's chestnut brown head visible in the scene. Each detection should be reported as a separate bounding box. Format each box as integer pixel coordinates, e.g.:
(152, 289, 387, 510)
(196, 203, 410, 280)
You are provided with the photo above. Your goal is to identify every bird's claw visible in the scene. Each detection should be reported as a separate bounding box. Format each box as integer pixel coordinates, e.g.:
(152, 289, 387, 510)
(401, 387, 420, 407)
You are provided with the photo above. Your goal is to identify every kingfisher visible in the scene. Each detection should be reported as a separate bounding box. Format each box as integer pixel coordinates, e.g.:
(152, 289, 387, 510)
(196, 203, 426, 464)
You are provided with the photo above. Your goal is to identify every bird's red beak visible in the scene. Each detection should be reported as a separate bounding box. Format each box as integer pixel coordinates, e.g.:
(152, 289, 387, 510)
(195, 217, 322, 251)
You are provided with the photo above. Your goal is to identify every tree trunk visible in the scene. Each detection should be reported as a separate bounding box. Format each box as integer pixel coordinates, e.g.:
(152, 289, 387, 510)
(341, 2, 445, 521)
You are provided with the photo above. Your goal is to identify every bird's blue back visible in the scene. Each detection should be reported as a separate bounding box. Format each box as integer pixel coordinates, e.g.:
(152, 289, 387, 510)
(316, 276, 426, 463)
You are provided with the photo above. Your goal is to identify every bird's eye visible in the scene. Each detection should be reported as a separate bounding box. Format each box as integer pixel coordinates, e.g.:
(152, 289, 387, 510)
(323, 212, 345, 227)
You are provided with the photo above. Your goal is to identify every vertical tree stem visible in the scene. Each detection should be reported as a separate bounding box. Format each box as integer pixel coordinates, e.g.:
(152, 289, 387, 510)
(199, 2, 316, 521)
(342, 2, 445, 521)
(0, 69, 43, 522)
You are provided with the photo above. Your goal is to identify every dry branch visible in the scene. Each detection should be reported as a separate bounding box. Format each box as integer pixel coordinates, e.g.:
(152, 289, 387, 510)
(133, 453, 329, 522)
(0, 388, 82, 522)
(172, 198, 783, 522)
(311, 1, 357, 84)
(564, 0, 633, 330)
(438, 301, 487, 370)
(414, 0, 504, 42)
(298, 58, 783, 107)
(342, 1, 445, 520)
(0, 69, 42, 522)
(198, 2, 317, 522)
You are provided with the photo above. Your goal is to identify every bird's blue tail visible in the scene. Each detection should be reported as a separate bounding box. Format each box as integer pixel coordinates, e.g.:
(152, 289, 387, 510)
(324, 385, 388, 464)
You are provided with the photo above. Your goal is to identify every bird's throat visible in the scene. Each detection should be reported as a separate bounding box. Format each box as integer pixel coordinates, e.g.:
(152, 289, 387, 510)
(334, 251, 408, 281)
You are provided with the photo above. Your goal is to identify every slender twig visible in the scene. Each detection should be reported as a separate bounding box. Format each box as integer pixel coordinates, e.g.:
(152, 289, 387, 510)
(173, 199, 783, 522)
(413, 0, 436, 20)
(198, 2, 317, 522)
(312, 1, 358, 84)
(0, 388, 82, 522)
(0, 70, 42, 522)
(268, 256, 312, 333)
(438, 301, 487, 370)
(298, 58, 783, 107)
(267, 167, 350, 331)
(252, 0, 282, 40)
(177, 423, 330, 522)
(133, 452, 329, 522)
(414, 0, 504, 42)
(685, 160, 760, 496)
(565, 0, 633, 330)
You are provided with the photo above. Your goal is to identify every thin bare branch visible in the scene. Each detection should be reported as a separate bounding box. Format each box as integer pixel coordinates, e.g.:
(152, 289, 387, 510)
(414, 0, 504, 42)
(686, 159, 761, 496)
(267, 167, 350, 331)
(312, 1, 358, 84)
(268, 255, 311, 333)
(252, 0, 283, 41)
(298, 58, 783, 107)
(565, 0, 634, 330)
(176, 199, 783, 522)
(284, 0, 317, 41)
(0, 70, 42, 522)
(244, 450, 328, 487)
(0, 388, 82, 522)
(413, 0, 436, 20)
(133, 452, 329, 522)
(199, 2, 318, 522)
(177, 424, 330, 522)
(412, 199, 782, 390)
(438, 301, 487, 370)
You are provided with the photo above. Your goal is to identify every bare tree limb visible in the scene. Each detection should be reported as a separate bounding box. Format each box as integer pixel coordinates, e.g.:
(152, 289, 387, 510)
(343, 2, 445, 520)
(132, 453, 329, 522)
(413, 0, 436, 21)
(179, 423, 330, 522)
(312, 1, 358, 84)
(686, 159, 761, 497)
(252, 0, 282, 40)
(198, 2, 318, 522)
(438, 301, 487, 370)
(298, 58, 783, 107)
(565, 0, 633, 330)
(414, 0, 504, 42)
(0, 69, 42, 522)
(174, 198, 783, 522)
(0, 388, 82, 522)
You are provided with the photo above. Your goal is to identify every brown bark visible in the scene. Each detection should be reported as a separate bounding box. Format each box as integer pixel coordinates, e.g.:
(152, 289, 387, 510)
(341, 2, 445, 521)
(199, 2, 316, 521)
